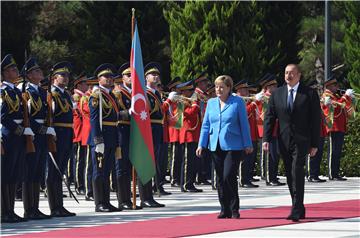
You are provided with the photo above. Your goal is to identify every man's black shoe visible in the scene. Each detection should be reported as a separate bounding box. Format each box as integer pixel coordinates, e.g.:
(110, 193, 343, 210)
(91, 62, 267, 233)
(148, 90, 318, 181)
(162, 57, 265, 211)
(333, 176, 347, 181)
(33, 209, 51, 219)
(171, 182, 180, 187)
(95, 204, 111, 212)
(241, 183, 259, 188)
(251, 178, 260, 182)
(158, 189, 172, 196)
(184, 187, 203, 193)
(121, 201, 142, 210)
(141, 200, 165, 208)
(59, 207, 76, 217)
(85, 195, 94, 201)
(266, 181, 286, 186)
(108, 203, 122, 212)
(75, 188, 85, 195)
(231, 211, 240, 219)
(308, 177, 326, 183)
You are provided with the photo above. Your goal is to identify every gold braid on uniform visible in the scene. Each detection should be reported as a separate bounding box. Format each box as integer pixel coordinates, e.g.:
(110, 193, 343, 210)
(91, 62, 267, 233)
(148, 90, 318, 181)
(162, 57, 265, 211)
(148, 93, 160, 116)
(27, 92, 43, 116)
(90, 90, 113, 119)
(3, 90, 20, 113)
(113, 90, 127, 111)
(52, 91, 71, 116)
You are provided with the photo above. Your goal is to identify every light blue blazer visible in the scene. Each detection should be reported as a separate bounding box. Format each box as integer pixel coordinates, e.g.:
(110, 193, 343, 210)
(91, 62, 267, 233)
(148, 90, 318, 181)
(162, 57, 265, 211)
(198, 95, 252, 151)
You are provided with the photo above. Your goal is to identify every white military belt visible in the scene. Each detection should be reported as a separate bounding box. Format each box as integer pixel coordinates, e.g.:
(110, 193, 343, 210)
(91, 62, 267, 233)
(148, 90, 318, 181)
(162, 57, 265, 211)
(13, 119, 23, 124)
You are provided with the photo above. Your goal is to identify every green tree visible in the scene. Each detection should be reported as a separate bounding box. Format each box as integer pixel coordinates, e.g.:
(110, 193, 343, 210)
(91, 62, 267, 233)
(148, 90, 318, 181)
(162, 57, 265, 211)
(343, 2, 360, 92)
(1, 1, 42, 65)
(164, 1, 264, 82)
(298, 2, 346, 82)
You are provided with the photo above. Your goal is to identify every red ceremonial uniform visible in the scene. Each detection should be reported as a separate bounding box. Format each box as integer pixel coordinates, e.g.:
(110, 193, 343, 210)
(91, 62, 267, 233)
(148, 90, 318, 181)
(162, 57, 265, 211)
(72, 89, 85, 143)
(80, 90, 91, 146)
(179, 100, 201, 144)
(167, 101, 180, 143)
(322, 89, 353, 133)
(255, 92, 278, 138)
(246, 100, 260, 141)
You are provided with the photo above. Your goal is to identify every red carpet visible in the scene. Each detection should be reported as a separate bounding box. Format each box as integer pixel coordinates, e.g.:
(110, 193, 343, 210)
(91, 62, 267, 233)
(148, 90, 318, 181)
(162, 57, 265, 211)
(9, 199, 360, 238)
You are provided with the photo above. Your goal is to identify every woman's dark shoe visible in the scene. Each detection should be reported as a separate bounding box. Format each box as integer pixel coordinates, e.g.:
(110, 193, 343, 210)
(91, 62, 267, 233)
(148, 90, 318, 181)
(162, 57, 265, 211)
(217, 212, 231, 219)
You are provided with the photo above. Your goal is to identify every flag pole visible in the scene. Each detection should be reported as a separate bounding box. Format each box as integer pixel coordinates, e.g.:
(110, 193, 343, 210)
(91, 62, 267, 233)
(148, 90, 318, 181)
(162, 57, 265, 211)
(131, 8, 137, 210)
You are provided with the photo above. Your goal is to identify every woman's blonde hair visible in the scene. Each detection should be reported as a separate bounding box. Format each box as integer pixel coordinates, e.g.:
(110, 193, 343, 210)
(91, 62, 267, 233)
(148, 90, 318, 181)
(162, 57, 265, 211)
(214, 75, 233, 94)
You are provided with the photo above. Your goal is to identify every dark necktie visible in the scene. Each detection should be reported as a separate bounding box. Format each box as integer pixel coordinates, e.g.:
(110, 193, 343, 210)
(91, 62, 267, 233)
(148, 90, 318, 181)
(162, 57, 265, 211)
(288, 88, 294, 112)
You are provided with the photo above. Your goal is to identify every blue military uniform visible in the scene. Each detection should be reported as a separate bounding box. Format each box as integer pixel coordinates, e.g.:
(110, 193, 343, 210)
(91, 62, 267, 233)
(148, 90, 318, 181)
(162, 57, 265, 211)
(145, 62, 171, 197)
(1, 54, 28, 223)
(88, 63, 121, 212)
(46, 61, 76, 217)
(20, 57, 51, 219)
(113, 62, 141, 210)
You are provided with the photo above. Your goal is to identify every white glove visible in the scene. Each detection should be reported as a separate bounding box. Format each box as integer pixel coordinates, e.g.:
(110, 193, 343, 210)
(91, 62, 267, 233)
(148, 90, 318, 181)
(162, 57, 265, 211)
(72, 102, 78, 109)
(46, 127, 57, 136)
(345, 89, 354, 98)
(255, 92, 264, 101)
(168, 92, 178, 101)
(95, 143, 105, 154)
(324, 96, 332, 106)
(23, 127, 35, 136)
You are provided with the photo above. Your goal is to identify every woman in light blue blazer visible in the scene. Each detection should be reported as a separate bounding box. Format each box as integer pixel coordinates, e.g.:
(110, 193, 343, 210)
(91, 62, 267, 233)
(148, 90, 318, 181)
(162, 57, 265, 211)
(196, 75, 253, 219)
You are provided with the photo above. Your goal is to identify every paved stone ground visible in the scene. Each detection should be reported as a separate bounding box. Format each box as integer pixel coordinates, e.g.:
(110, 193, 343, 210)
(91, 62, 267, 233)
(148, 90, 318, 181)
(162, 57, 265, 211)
(1, 176, 359, 237)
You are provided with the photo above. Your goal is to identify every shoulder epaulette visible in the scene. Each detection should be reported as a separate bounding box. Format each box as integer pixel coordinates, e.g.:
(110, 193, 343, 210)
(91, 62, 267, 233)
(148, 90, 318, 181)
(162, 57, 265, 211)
(112, 90, 121, 99)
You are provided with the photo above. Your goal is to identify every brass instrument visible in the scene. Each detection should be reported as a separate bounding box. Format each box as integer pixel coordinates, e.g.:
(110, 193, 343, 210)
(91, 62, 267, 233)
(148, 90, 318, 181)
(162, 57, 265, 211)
(339, 89, 360, 98)
(173, 93, 198, 104)
(241, 95, 256, 102)
(320, 98, 346, 108)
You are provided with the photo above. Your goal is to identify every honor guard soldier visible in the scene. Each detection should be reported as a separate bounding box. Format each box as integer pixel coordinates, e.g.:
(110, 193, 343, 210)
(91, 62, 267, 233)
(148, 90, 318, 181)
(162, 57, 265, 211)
(1, 54, 34, 223)
(47, 61, 76, 217)
(72, 72, 89, 195)
(166, 77, 183, 187)
(194, 72, 212, 185)
(20, 57, 53, 220)
(176, 80, 203, 192)
(88, 63, 122, 212)
(140, 61, 170, 207)
(256, 74, 285, 186)
(83, 77, 97, 201)
(234, 80, 260, 188)
(306, 80, 327, 182)
(321, 76, 355, 181)
(113, 62, 141, 210)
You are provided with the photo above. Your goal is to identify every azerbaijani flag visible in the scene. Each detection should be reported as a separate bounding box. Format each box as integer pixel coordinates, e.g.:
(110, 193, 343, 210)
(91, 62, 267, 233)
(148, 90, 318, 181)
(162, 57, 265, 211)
(129, 21, 156, 185)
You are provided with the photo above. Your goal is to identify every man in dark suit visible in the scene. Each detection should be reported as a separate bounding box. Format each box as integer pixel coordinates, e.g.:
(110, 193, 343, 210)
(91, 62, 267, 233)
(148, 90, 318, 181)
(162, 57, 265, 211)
(263, 64, 320, 222)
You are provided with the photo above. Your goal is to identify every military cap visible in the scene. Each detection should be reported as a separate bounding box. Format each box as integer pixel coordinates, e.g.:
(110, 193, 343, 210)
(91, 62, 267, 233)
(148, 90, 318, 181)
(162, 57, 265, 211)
(21, 57, 41, 75)
(166, 76, 181, 90)
(324, 75, 338, 87)
(259, 73, 277, 88)
(94, 63, 116, 79)
(144, 62, 161, 76)
(1, 54, 17, 72)
(194, 71, 209, 85)
(51, 61, 72, 77)
(113, 73, 123, 84)
(234, 79, 249, 91)
(87, 76, 98, 85)
(248, 83, 259, 93)
(119, 62, 131, 75)
(176, 79, 195, 91)
(73, 71, 88, 86)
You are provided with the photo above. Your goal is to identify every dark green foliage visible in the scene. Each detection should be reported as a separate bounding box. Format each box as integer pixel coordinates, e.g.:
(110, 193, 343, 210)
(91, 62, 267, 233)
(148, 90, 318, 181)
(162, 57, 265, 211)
(344, 2, 360, 92)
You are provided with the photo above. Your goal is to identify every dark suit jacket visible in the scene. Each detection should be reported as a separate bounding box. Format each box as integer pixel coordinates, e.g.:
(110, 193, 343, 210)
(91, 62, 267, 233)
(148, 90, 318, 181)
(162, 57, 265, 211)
(263, 82, 320, 154)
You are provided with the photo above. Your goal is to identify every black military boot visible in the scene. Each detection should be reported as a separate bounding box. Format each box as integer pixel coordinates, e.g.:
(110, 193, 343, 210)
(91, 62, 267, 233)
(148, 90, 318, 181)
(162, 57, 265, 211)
(93, 178, 110, 212)
(23, 182, 35, 219)
(47, 181, 60, 217)
(56, 180, 75, 217)
(32, 183, 51, 219)
(104, 180, 121, 212)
